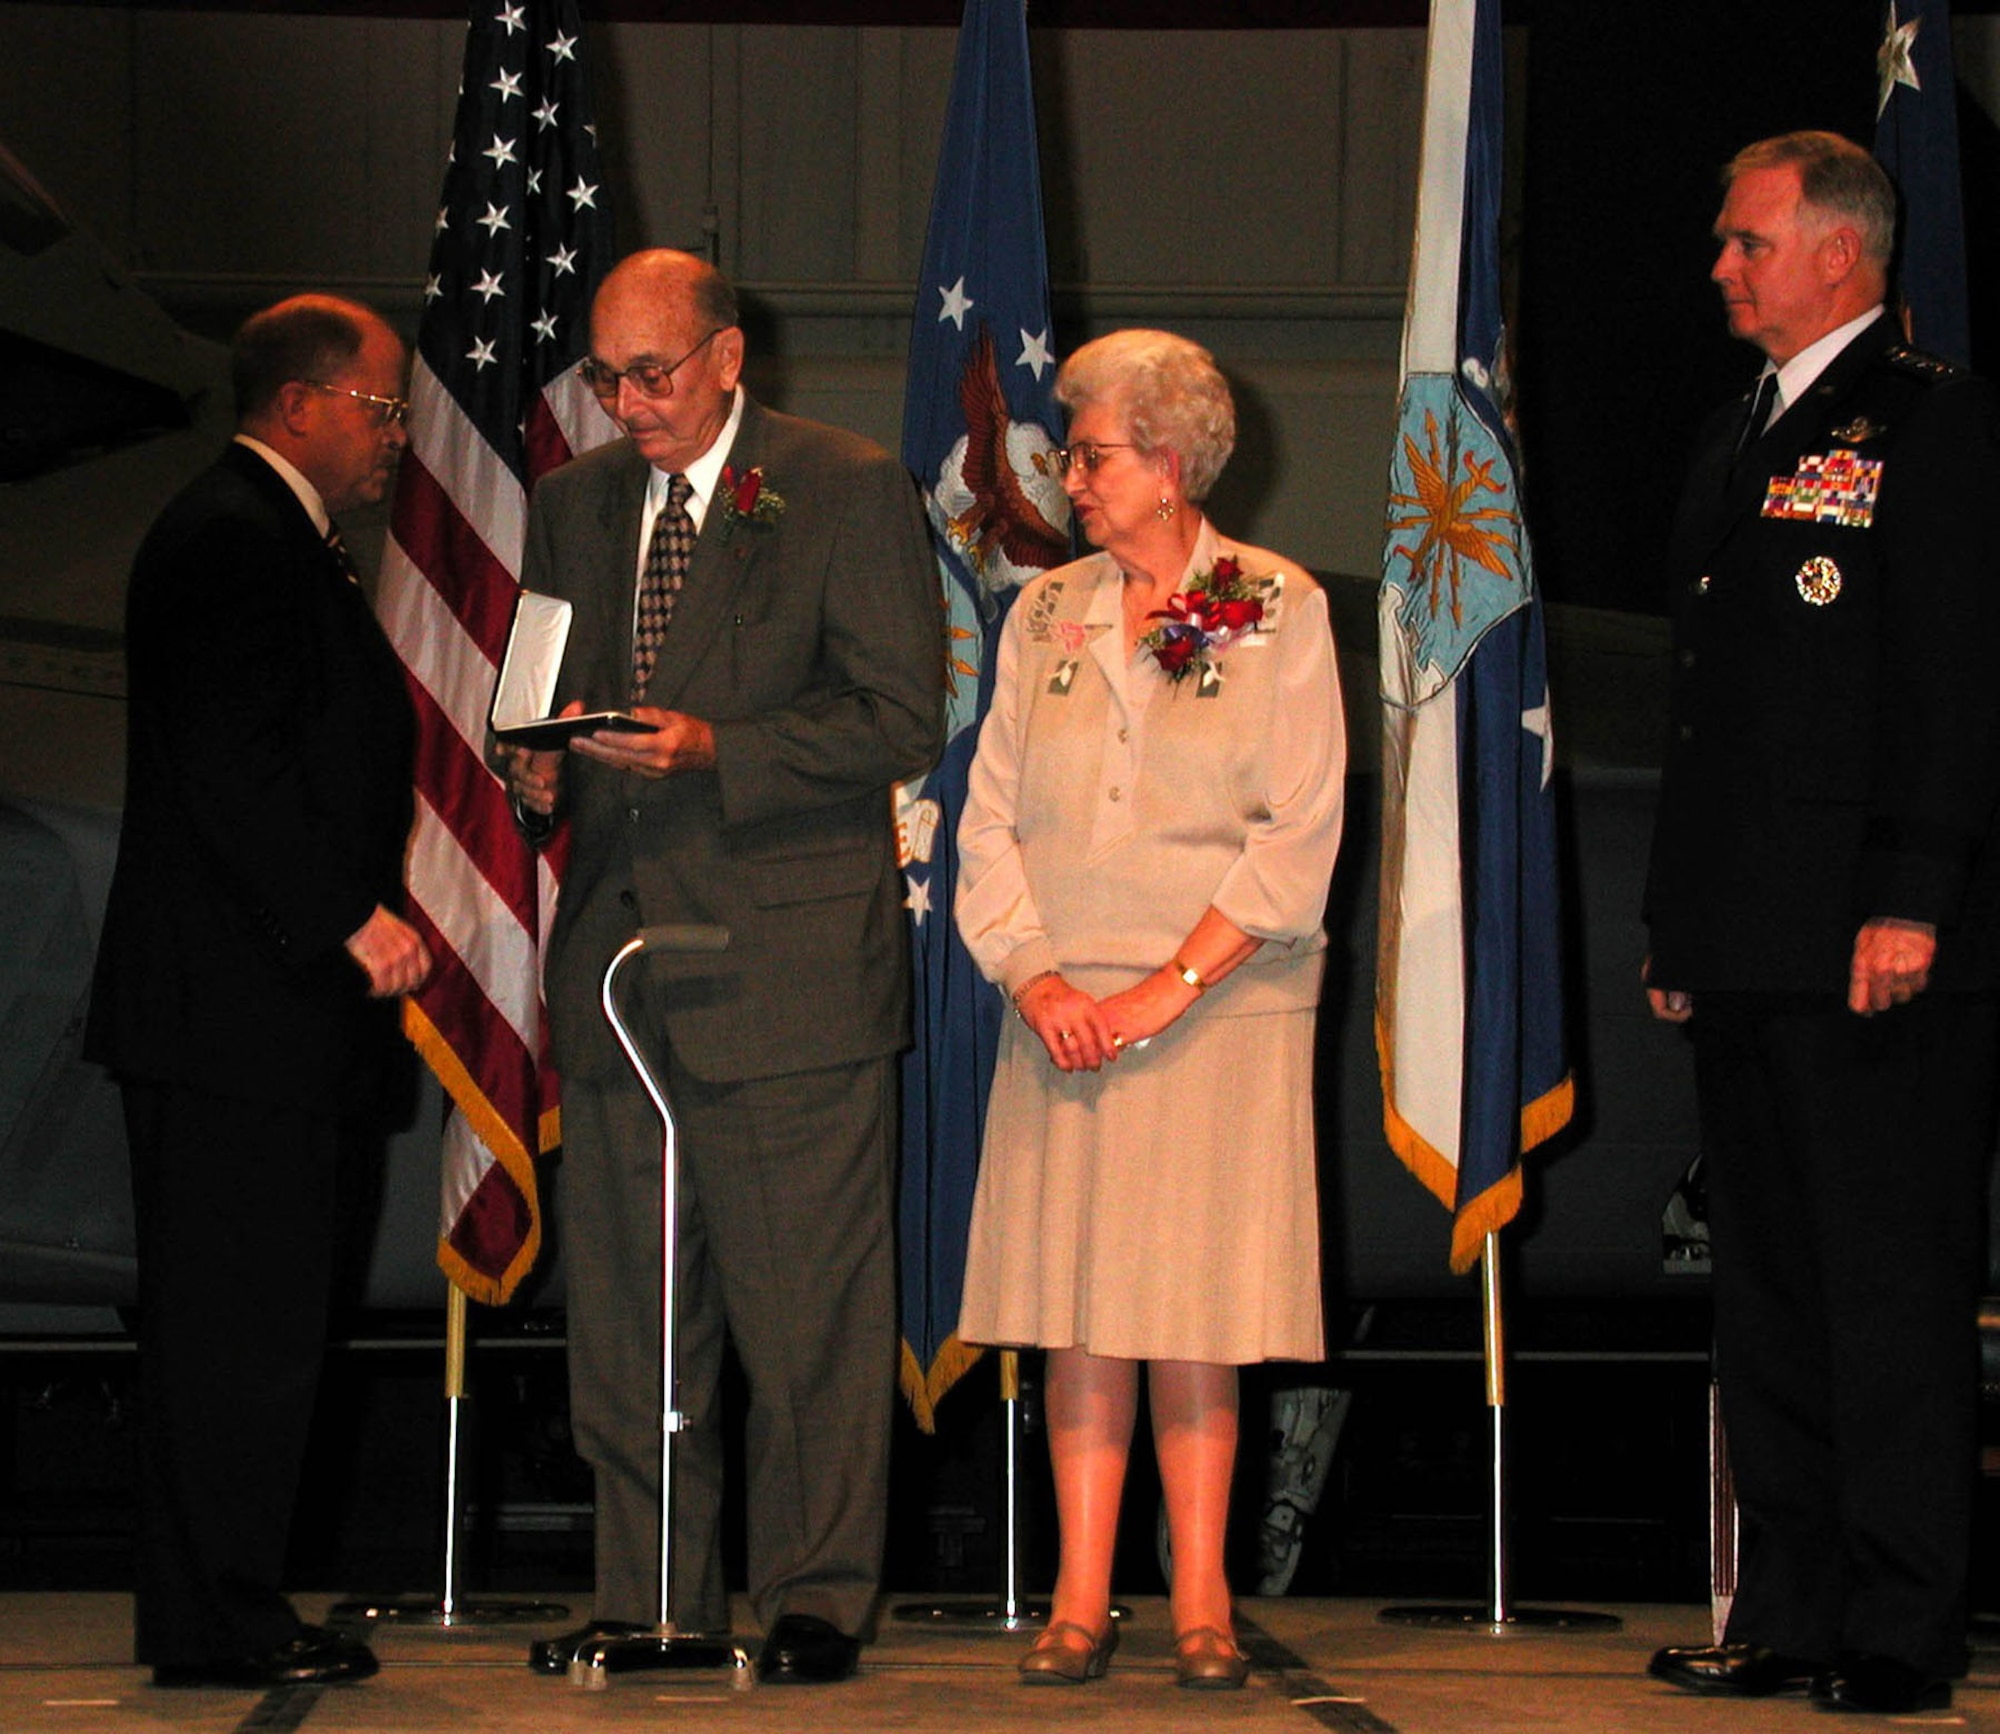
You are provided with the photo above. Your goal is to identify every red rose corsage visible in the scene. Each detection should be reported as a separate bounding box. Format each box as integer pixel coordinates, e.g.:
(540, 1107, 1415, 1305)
(719, 464, 785, 528)
(1139, 554, 1273, 685)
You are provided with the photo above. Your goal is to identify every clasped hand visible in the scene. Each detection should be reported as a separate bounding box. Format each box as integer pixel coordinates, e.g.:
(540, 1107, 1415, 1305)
(1014, 970, 1197, 1072)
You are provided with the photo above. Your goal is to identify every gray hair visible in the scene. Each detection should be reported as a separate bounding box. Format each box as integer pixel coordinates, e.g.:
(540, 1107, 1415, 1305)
(1055, 329, 1237, 502)
(1725, 131, 1896, 269)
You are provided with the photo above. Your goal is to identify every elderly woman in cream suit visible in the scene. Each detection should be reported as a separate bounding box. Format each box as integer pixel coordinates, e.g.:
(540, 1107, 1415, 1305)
(956, 330, 1346, 1690)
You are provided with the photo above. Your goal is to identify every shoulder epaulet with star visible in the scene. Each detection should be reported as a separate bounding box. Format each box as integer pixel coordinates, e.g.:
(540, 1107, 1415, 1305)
(1883, 343, 1961, 383)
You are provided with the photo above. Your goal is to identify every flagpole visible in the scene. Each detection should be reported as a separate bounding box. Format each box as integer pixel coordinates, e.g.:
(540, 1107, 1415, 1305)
(1379, 1233, 1618, 1634)
(893, 1349, 1053, 1631)
(892, 0, 1066, 1527)
(998, 1348, 1026, 1623)
(332, 1282, 570, 1628)
(362, 0, 614, 1634)
(1480, 1231, 1509, 1624)
(1376, 0, 1601, 1640)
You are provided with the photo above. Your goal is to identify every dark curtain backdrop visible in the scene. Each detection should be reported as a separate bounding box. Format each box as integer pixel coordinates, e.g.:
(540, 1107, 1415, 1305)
(1517, 0, 1884, 616)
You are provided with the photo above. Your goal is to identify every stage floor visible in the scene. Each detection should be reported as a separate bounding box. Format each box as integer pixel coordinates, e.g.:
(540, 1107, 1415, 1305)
(4, 1592, 1994, 1733)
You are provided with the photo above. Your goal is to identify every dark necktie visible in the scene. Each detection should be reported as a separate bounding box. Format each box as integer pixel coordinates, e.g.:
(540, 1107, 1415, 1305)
(325, 524, 361, 584)
(632, 473, 694, 702)
(1735, 371, 1780, 459)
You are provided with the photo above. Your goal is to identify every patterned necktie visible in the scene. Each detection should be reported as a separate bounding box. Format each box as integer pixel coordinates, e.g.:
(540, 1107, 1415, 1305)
(324, 524, 361, 584)
(632, 472, 694, 702)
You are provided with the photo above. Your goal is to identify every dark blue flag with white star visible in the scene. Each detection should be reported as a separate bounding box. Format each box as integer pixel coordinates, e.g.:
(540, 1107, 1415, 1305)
(1873, 0, 1970, 366)
(895, 0, 1067, 1429)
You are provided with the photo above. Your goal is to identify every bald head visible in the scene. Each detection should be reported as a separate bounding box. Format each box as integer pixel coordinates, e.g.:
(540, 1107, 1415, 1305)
(593, 250, 739, 341)
(586, 250, 745, 474)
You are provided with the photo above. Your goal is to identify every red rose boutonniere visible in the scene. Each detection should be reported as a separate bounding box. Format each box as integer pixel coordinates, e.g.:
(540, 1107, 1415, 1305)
(1140, 555, 1274, 686)
(720, 464, 785, 530)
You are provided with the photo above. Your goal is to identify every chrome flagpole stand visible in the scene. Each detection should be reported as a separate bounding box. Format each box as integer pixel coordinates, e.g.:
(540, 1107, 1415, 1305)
(332, 1258, 570, 1628)
(893, 1349, 1050, 1631)
(1379, 1232, 1620, 1634)
(563, 925, 752, 1689)
(893, 1351, 1133, 1633)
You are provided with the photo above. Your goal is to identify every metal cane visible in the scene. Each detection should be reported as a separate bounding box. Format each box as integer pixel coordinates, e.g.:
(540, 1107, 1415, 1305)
(568, 923, 753, 1690)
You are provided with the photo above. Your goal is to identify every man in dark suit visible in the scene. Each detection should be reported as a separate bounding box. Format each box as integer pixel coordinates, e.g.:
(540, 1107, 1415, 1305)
(503, 250, 942, 1684)
(86, 295, 431, 1689)
(1643, 132, 2000, 1716)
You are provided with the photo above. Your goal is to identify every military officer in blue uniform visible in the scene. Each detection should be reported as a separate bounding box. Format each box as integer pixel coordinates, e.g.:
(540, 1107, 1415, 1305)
(1643, 131, 2000, 1717)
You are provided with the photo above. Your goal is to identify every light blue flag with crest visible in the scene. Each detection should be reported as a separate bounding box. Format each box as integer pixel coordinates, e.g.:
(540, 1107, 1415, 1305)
(1377, 0, 1573, 1273)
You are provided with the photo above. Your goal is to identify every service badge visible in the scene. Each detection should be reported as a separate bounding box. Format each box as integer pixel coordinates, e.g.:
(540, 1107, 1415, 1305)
(1795, 556, 1842, 606)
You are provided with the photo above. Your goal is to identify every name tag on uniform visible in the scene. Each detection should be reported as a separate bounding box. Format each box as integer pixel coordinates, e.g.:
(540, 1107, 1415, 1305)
(1761, 448, 1883, 529)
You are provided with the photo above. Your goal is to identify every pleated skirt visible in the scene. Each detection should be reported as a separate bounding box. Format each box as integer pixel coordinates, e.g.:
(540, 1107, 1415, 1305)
(957, 1003, 1325, 1364)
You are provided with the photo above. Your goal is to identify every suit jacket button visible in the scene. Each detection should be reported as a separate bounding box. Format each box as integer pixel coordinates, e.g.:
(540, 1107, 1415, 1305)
(1677, 722, 1695, 742)
(1678, 648, 1696, 668)
(1696, 574, 1711, 595)
(619, 889, 637, 911)
(627, 806, 641, 822)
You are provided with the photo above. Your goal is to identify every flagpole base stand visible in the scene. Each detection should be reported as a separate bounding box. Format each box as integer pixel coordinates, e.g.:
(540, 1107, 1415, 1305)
(891, 1600, 1134, 1631)
(1378, 1604, 1621, 1633)
(567, 1631, 754, 1691)
(891, 1598, 1047, 1631)
(328, 1597, 572, 1627)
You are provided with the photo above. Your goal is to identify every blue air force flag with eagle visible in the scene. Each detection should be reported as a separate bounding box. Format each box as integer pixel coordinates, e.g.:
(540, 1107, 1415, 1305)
(895, 0, 1067, 1429)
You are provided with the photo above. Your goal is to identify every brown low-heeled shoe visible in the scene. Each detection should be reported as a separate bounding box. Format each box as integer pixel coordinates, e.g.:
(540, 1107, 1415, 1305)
(1018, 1619, 1118, 1685)
(1175, 1625, 1250, 1690)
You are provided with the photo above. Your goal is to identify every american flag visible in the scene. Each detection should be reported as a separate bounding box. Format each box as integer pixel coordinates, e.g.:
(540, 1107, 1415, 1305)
(376, 0, 616, 1306)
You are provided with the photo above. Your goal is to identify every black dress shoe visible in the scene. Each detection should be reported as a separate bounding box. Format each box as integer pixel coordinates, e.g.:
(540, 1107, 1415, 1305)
(1647, 1642, 1823, 1697)
(757, 1612, 861, 1684)
(151, 1626, 378, 1689)
(1813, 1656, 1952, 1715)
(527, 1620, 646, 1674)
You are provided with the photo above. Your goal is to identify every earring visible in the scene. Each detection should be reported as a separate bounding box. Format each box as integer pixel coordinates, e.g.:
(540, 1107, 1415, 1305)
(1156, 493, 1177, 522)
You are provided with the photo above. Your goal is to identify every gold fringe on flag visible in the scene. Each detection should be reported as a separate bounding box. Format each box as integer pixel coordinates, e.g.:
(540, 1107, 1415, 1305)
(404, 999, 545, 1308)
(898, 1332, 989, 1435)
